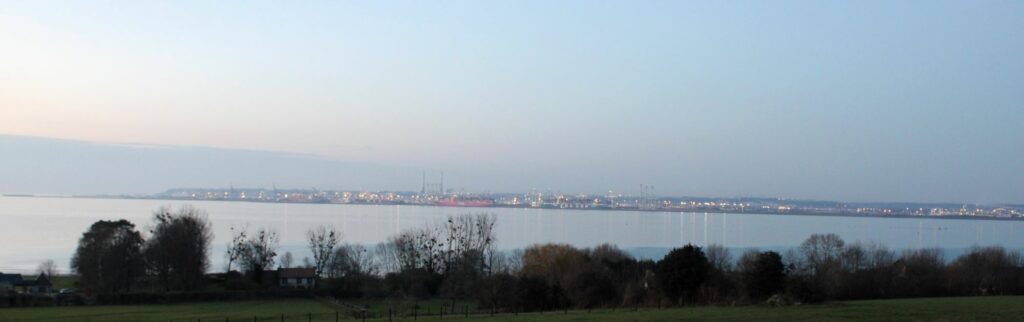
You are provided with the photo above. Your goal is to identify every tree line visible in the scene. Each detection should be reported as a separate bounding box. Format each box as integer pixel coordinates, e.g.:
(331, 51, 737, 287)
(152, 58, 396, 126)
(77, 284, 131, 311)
(71, 206, 213, 294)
(357, 231, 1024, 309)
(70, 206, 1024, 308)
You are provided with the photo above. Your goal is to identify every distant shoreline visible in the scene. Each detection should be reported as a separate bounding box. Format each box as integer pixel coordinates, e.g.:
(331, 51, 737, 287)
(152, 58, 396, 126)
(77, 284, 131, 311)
(5, 194, 1022, 222)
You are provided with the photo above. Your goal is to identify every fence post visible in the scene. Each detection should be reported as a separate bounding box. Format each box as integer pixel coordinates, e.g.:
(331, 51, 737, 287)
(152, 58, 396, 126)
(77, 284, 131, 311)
(308, 312, 312, 322)
(361, 310, 366, 322)
(280, 313, 284, 322)
(464, 305, 468, 318)
(414, 306, 418, 320)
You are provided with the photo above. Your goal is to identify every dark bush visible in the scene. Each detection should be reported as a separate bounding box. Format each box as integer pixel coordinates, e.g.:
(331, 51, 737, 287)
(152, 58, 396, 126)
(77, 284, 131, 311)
(477, 273, 518, 310)
(892, 249, 947, 298)
(948, 246, 1023, 295)
(514, 275, 554, 311)
(571, 268, 618, 308)
(737, 251, 786, 301)
(383, 268, 442, 299)
(656, 244, 710, 305)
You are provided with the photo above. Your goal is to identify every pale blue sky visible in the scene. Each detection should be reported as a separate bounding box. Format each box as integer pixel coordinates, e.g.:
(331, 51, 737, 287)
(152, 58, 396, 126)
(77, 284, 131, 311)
(1, 1, 1022, 203)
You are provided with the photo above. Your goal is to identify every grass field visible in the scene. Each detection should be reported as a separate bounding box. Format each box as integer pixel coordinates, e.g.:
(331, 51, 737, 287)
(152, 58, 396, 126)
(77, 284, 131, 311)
(0, 299, 335, 322)
(2, 296, 1023, 322)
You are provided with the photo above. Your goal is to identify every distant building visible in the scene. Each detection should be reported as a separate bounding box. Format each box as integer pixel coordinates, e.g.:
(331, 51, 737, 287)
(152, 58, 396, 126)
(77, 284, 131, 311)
(278, 268, 316, 289)
(25, 274, 52, 294)
(0, 273, 20, 293)
(0, 272, 52, 294)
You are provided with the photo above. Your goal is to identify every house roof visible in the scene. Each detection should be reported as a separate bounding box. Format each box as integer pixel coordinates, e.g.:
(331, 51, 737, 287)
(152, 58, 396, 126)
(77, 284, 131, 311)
(279, 268, 316, 279)
(34, 274, 52, 287)
(0, 273, 52, 287)
(0, 273, 24, 284)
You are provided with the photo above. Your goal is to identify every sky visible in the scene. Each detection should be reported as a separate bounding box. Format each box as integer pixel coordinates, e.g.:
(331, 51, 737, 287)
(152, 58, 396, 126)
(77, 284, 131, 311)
(1, 1, 1022, 203)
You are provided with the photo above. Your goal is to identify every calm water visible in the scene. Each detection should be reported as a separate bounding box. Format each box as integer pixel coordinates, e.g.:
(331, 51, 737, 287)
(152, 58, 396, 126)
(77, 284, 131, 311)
(1, 196, 1021, 273)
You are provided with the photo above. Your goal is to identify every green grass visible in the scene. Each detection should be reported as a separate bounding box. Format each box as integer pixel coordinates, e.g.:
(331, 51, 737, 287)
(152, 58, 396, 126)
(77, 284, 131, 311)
(2, 296, 1023, 322)
(0, 299, 336, 322)
(468, 296, 1024, 322)
(342, 298, 476, 313)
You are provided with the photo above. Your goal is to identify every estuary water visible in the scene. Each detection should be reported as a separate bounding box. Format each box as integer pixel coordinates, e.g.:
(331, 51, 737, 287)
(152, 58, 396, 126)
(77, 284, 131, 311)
(1, 196, 1021, 273)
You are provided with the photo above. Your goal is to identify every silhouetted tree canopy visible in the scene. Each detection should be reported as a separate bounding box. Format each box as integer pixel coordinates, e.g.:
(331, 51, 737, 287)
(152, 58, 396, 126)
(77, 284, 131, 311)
(63, 212, 1024, 310)
(71, 219, 145, 293)
(657, 244, 710, 305)
(144, 205, 213, 292)
(738, 250, 786, 300)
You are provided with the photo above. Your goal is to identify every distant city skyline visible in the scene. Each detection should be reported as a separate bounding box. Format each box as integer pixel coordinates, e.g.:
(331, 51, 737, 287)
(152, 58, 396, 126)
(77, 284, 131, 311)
(1, 134, 1021, 205)
(2, 1, 1022, 204)
(147, 186, 1023, 219)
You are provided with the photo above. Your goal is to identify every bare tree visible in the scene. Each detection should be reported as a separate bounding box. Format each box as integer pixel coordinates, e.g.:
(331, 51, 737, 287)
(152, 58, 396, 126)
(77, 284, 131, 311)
(240, 228, 279, 281)
(307, 225, 341, 278)
(705, 244, 733, 272)
(376, 213, 497, 276)
(280, 251, 294, 268)
(328, 243, 375, 278)
(382, 229, 431, 272)
(589, 244, 630, 264)
(443, 214, 497, 274)
(365, 213, 501, 281)
(701, 244, 733, 302)
(520, 243, 587, 287)
(374, 239, 402, 274)
(37, 259, 58, 277)
(505, 249, 524, 273)
(864, 242, 896, 269)
(798, 233, 847, 299)
(800, 233, 845, 276)
(225, 225, 248, 272)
